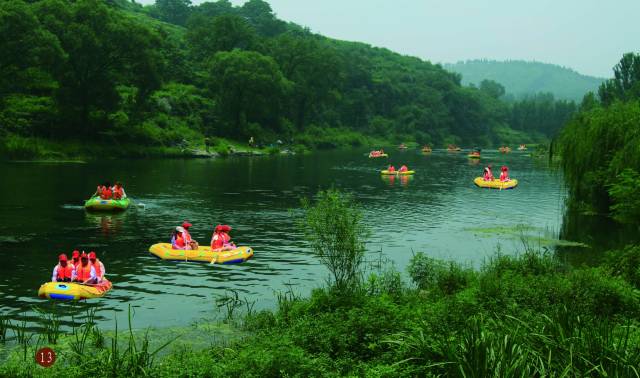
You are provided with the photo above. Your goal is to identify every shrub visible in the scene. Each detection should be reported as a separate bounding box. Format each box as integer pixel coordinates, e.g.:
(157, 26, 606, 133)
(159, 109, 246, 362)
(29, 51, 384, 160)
(605, 244, 640, 288)
(301, 189, 369, 293)
(408, 252, 473, 295)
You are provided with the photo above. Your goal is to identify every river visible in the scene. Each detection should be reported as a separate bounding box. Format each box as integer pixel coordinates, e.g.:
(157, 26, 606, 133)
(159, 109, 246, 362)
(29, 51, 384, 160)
(0, 149, 589, 330)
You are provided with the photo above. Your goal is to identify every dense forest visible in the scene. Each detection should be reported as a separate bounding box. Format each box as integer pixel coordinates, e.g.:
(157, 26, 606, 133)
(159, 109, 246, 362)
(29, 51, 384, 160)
(0, 0, 575, 158)
(559, 52, 640, 225)
(445, 59, 604, 101)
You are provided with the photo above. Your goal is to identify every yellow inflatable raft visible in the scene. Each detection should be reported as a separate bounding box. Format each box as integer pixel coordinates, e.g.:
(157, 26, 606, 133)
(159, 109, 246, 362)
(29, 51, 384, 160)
(369, 153, 388, 158)
(38, 280, 112, 301)
(148, 243, 254, 264)
(381, 170, 415, 175)
(474, 177, 518, 190)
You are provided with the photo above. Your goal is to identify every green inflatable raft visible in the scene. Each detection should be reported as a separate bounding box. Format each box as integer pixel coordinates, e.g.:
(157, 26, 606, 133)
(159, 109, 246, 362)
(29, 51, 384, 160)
(84, 196, 130, 211)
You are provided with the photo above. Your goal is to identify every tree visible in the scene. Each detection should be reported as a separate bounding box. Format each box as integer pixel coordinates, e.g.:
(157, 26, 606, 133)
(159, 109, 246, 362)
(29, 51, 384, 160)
(186, 14, 256, 62)
(150, 0, 192, 26)
(479, 79, 505, 99)
(208, 49, 290, 136)
(35, 0, 162, 136)
(239, 0, 285, 37)
(598, 52, 640, 105)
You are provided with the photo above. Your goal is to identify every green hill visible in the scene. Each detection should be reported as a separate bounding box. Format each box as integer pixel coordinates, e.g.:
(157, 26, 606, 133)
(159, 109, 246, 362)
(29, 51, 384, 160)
(444, 60, 604, 101)
(0, 0, 573, 159)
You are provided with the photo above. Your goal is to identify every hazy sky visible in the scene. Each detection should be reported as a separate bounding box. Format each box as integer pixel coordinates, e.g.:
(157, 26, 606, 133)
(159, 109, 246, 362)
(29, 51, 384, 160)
(141, 0, 639, 77)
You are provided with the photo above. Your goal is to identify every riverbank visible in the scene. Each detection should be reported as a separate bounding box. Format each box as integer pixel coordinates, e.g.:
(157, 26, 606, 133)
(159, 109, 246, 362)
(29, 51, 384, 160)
(0, 134, 304, 161)
(1, 246, 639, 376)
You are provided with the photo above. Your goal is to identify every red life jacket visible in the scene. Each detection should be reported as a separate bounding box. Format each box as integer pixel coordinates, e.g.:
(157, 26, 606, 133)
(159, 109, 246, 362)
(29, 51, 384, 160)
(56, 264, 74, 281)
(399, 166, 408, 172)
(175, 234, 186, 249)
(388, 166, 396, 172)
(77, 263, 92, 281)
(100, 187, 112, 200)
(211, 232, 228, 249)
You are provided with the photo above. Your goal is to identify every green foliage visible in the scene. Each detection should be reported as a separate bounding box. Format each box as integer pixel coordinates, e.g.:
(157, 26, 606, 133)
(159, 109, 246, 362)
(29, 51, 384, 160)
(598, 52, 640, 105)
(606, 244, 640, 289)
(301, 189, 368, 293)
(609, 169, 640, 224)
(408, 252, 474, 295)
(0, 0, 573, 158)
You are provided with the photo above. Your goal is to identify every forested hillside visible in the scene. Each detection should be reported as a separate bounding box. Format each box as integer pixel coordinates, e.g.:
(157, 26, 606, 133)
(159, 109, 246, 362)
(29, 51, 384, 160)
(0, 0, 575, 158)
(445, 60, 604, 101)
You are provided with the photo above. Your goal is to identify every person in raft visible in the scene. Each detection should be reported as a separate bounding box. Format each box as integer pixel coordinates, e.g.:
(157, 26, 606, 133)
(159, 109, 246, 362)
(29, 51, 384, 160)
(52, 254, 76, 282)
(483, 165, 494, 181)
(399, 165, 409, 172)
(388, 165, 396, 173)
(211, 224, 236, 251)
(111, 182, 126, 200)
(182, 221, 199, 249)
(71, 250, 81, 269)
(499, 166, 511, 182)
(96, 182, 113, 200)
(75, 252, 98, 284)
(171, 226, 188, 250)
(88, 251, 106, 283)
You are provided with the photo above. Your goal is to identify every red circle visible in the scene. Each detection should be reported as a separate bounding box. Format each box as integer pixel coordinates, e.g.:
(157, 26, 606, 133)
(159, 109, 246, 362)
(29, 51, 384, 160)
(35, 347, 56, 367)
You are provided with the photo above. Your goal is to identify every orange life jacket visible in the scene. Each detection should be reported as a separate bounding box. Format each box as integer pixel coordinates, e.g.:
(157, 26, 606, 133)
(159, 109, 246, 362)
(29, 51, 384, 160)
(56, 264, 74, 281)
(76, 263, 92, 281)
(92, 260, 103, 278)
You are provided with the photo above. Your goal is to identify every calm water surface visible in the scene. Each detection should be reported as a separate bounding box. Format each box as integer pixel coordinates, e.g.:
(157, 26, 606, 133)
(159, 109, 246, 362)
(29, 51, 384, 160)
(1, 150, 572, 329)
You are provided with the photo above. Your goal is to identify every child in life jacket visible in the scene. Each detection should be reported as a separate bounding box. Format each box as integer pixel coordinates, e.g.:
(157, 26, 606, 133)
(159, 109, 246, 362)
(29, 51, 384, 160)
(181, 221, 199, 249)
(171, 226, 189, 250)
(499, 166, 510, 182)
(399, 165, 408, 172)
(211, 225, 236, 251)
(388, 165, 396, 173)
(483, 165, 494, 181)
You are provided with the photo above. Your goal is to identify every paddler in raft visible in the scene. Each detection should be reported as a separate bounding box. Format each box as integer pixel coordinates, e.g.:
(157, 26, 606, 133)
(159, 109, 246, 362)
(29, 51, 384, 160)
(75, 252, 98, 284)
(399, 165, 409, 173)
(71, 250, 81, 269)
(499, 166, 511, 182)
(111, 182, 126, 200)
(211, 224, 236, 251)
(483, 165, 494, 181)
(89, 251, 106, 283)
(387, 165, 396, 173)
(52, 254, 76, 282)
(170, 222, 199, 250)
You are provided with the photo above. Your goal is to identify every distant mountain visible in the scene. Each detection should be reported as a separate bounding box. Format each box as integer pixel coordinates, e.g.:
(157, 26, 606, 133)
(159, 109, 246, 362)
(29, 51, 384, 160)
(444, 60, 605, 101)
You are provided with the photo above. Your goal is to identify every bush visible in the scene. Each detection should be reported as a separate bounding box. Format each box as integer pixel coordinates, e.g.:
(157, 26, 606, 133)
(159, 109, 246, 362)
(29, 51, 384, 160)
(301, 189, 369, 293)
(605, 244, 640, 288)
(408, 252, 473, 295)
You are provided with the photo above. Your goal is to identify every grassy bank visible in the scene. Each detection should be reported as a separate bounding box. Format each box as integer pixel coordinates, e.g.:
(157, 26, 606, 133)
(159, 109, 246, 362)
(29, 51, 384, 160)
(0, 130, 393, 160)
(2, 247, 639, 377)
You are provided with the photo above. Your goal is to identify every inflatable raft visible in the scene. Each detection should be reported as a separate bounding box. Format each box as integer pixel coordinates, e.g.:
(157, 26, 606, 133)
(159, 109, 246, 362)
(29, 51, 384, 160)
(381, 170, 415, 176)
(148, 243, 253, 264)
(467, 154, 481, 159)
(474, 177, 518, 190)
(369, 153, 388, 158)
(38, 280, 112, 301)
(84, 196, 130, 211)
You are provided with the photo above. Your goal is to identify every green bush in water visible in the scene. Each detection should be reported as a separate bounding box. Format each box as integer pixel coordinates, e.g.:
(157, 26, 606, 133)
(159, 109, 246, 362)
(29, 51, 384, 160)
(301, 189, 369, 294)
